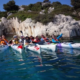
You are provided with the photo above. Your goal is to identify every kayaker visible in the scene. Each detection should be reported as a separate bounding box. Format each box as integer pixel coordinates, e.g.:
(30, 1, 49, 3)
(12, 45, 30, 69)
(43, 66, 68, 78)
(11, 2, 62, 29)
(12, 35, 19, 45)
(2, 35, 8, 44)
(33, 36, 40, 43)
(0, 36, 7, 45)
(41, 35, 49, 42)
(52, 35, 58, 41)
(52, 35, 60, 43)
(24, 36, 31, 45)
(30, 36, 34, 43)
(25, 36, 30, 43)
(19, 36, 24, 44)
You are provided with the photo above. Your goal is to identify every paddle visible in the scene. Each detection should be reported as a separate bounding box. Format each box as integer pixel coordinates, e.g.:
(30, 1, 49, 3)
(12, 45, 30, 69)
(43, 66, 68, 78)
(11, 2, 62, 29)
(20, 31, 23, 36)
(52, 34, 63, 43)
(57, 33, 63, 40)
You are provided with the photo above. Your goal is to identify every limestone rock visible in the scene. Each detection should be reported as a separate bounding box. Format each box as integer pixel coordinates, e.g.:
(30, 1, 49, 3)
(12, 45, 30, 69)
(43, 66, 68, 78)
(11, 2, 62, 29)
(48, 7, 54, 13)
(39, 10, 45, 15)
(27, 10, 32, 12)
(42, 2, 51, 6)
(18, 6, 24, 11)
(0, 14, 80, 39)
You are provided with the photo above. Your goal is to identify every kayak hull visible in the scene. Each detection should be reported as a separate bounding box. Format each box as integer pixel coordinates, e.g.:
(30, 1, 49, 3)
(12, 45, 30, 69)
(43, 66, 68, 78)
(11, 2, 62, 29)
(0, 45, 9, 53)
(25, 45, 40, 54)
(0, 45, 9, 60)
(11, 45, 23, 54)
(25, 43, 80, 55)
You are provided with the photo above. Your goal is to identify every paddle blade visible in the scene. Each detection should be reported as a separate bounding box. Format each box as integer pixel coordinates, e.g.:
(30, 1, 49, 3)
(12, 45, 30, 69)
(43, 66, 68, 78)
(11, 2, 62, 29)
(20, 31, 23, 33)
(57, 33, 63, 40)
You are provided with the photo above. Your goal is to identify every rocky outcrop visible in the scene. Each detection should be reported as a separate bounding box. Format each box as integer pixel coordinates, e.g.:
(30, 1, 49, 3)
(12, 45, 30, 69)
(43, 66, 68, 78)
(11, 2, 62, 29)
(0, 14, 80, 39)
(48, 7, 54, 13)
(18, 6, 24, 11)
(42, 2, 51, 6)
(39, 10, 45, 15)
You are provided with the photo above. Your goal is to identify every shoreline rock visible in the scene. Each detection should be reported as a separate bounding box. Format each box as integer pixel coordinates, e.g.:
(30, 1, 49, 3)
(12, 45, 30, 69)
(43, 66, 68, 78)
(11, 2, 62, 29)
(0, 14, 80, 40)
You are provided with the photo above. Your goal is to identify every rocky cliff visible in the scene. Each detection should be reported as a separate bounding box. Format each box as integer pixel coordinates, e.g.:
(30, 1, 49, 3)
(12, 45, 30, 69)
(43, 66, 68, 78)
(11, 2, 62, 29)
(0, 14, 80, 39)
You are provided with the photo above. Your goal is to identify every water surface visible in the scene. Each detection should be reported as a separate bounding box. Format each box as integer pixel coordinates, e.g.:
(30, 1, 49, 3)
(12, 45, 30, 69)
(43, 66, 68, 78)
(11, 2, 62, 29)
(0, 47, 80, 80)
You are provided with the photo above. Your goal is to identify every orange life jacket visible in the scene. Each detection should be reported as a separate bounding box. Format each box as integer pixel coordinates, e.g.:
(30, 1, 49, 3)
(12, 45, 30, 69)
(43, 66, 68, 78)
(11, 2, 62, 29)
(3, 38, 8, 42)
(0, 40, 7, 45)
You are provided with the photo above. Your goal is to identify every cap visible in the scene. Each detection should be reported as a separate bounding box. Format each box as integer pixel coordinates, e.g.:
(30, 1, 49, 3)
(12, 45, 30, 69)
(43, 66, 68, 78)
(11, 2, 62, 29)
(13, 35, 17, 38)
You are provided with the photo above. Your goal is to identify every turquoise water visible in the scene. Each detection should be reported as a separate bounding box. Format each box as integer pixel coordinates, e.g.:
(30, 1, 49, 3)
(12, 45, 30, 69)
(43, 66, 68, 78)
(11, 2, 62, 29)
(0, 47, 80, 80)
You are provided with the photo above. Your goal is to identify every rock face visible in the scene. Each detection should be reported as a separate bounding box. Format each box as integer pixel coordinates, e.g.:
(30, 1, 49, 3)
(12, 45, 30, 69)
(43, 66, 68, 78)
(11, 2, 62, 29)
(48, 7, 54, 13)
(0, 14, 80, 38)
(18, 6, 24, 11)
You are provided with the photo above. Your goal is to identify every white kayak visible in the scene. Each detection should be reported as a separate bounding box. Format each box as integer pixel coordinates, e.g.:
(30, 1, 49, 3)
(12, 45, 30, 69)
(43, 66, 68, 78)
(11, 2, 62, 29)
(0, 45, 9, 53)
(11, 45, 23, 54)
(25, 44, 40, 54)
(25, 42, 80, 55)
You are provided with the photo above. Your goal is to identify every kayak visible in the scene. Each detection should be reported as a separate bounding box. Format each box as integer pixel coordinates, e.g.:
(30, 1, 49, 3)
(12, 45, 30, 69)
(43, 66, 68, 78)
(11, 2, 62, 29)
(56, 43, 80, 55)
(10, 42, 80, 56)
(0, 45, 9, 53)
(56, 43, 80, 49)
(25, 42, 80, 55)
(25, 44, 40, 54)
(11, 45, 23, 54)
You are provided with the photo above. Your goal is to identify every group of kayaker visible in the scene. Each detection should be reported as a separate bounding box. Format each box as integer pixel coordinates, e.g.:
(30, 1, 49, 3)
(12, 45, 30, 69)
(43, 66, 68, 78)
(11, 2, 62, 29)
(9, 34, 61, 45)
(0, 34, 62, 45)
(9, 35, 50, 45)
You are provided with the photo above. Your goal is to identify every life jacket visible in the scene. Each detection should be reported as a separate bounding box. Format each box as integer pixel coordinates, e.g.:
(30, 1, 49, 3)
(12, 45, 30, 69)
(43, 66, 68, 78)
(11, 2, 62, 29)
(53, 38, 58, 41)
(0, 40, 7, 45)
(31, 39, 34, 41)
(34, 38, 40, 43)
(3, 38, 8, 42)
(13, 39, 19, 44)
(43, 37, 49, 42)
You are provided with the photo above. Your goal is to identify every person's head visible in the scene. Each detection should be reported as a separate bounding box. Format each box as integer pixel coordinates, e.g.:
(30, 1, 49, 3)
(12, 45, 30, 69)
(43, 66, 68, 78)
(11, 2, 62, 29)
(41, 35, 45, 38)
(52, 35, 55, 39)
(13, 35, 18, 40)
(26, 36, 29, 40)
(30, 36, 34, 39)
(2, 35, 5, 39)
(36, 36, 40, 40)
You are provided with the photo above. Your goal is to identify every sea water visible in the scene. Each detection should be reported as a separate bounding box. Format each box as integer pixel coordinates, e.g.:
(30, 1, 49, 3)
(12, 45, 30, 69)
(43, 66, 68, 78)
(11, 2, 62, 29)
(0, 47, 80, 80)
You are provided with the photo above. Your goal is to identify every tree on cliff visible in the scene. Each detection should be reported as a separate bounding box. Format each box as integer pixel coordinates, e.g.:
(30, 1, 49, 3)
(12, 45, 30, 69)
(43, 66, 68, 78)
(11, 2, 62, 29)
(43, 0, 50, 3)
(3, 0, 19, 11)
(71, 0, 80, 9)
(52, 1, 61, 7)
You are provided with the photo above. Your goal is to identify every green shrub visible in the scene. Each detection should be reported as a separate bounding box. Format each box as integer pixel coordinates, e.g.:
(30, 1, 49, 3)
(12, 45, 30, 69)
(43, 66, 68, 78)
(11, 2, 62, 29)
(71, 0, 80, 9)
(8, 11, 38, 21)
(3, 0, 19, 11)
(42, 3, 52, 10)
(0, 11, 7, 18)
(22, 2, 42, 11)
(33, 14, 54, 24)
(6, 1, 80, 24)
(52, 1, 61, 7)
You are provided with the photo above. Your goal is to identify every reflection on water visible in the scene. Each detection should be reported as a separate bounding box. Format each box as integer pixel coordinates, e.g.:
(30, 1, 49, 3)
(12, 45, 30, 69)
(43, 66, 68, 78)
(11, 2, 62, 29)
(0, 47, 80, 80)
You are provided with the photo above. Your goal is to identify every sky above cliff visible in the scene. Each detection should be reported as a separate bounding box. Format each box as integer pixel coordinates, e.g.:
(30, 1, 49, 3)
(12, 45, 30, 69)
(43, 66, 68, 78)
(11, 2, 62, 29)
(0, 0, 71, 11)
